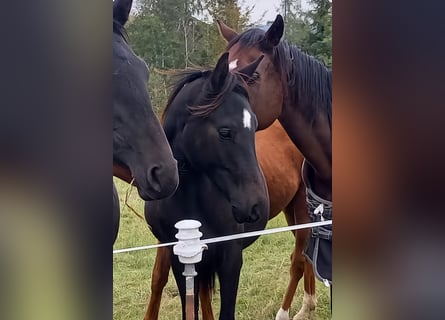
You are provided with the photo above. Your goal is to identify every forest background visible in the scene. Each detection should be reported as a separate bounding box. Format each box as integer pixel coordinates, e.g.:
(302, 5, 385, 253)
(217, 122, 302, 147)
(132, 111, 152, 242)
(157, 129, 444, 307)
(126, 0, 331, 115)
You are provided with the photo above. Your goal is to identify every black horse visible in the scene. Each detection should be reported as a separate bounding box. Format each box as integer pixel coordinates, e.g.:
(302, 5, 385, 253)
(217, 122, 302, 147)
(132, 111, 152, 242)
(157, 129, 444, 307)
(145, 52, 269, 320)
(113, 0, 179, 243)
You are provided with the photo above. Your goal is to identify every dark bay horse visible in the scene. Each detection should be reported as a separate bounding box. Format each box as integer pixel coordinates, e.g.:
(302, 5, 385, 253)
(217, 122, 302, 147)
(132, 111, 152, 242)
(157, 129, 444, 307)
(217, 13, 332, 303)
(144, 121, 317, 320)
(144, 52, 269, 320)
(113, 0, 179, 242)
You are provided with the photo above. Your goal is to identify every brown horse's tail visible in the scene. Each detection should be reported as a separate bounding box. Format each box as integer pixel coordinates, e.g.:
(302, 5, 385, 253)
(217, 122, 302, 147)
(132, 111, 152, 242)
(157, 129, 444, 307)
(199, 270, 216, 319)
(199, 268, 216, 294)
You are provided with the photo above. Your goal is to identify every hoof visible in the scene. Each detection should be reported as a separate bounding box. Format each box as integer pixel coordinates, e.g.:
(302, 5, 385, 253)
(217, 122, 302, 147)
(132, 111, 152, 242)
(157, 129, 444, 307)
(293, 310, 310, 320)
(275, 307, 289, 320)
(293, 293, 316, 320)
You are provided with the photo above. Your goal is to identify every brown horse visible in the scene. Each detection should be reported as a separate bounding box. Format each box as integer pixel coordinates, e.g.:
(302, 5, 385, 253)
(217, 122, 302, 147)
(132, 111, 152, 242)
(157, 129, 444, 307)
(217, 15, 332, 287)
(144, 120, 316, 320)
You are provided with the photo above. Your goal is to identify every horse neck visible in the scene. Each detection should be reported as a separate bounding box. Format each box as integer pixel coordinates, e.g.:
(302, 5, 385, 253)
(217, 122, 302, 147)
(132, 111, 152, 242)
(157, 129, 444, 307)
(278, 100, 332, 200)
(275, 48, 332, 182)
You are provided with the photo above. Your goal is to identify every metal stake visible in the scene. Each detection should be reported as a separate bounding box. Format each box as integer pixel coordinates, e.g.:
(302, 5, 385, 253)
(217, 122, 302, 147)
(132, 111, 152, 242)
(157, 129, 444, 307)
(183, 264, 197, 320)
(173, 220, 207, 320)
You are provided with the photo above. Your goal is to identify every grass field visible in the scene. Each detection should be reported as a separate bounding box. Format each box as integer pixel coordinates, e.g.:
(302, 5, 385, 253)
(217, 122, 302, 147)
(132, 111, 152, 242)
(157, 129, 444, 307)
(113, 178, 331, 320)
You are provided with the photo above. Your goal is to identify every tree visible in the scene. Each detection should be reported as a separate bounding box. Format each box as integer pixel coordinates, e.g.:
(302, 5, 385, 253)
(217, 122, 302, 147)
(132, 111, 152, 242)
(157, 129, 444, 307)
(123, 1, 263, 115)
(129, 0, 205, 68)
(278, 0, 331, 67)
(280, 0, 310, 44)
(299, 0, 332, 67)
(204, 0, 251, 63)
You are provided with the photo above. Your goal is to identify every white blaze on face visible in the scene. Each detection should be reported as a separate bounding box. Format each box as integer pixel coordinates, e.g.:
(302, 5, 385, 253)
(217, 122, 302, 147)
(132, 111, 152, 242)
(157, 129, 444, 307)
(228, 59, 238, 71)
(242, 108, 252, 130)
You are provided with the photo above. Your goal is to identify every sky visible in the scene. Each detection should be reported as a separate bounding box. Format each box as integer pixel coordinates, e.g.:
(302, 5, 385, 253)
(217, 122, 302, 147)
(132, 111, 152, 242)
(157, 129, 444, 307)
(130, 0, 312, 25)
(242, 0, 311, 24)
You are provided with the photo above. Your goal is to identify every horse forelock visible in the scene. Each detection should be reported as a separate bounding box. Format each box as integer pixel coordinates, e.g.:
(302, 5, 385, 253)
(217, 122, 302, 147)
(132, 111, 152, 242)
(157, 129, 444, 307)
(161, 70, 209, 123)
(163, 69, 248, 120)
(188, 72, 248, 117)
(226, 28, 265, 51)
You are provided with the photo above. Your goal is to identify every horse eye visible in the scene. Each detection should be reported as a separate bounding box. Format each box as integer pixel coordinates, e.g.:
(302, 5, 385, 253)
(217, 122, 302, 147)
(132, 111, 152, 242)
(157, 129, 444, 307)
(218, 128, 233, 140)
(246, 71, 260, 85)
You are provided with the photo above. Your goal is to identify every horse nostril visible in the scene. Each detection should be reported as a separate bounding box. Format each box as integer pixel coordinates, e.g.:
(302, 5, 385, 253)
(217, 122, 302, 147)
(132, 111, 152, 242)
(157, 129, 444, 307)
(148, 165, 162, 193)
(232, 205, 244, 223)
(250, 204, 260, 222)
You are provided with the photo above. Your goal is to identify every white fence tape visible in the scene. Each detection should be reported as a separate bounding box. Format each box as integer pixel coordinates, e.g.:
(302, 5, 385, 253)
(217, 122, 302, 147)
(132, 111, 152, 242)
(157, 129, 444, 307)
(113, 220, 332, 254)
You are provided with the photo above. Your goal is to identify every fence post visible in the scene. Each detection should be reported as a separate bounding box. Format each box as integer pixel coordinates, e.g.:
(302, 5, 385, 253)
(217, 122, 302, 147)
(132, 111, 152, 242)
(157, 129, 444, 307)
(173, 220, 207, 320)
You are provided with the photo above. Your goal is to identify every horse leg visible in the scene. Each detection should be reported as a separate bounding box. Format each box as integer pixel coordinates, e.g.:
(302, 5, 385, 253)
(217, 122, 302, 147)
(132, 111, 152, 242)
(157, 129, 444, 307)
(276, 188, 306, 320)
(293, 185, 317, 320)
(144, 246, 171, 320)
(290, 258, 317, 320)
(112, 182, 120, 244)
(217, 247, 242, 320)
(330, 284, 332, 314)
(199, 278, 215, 320)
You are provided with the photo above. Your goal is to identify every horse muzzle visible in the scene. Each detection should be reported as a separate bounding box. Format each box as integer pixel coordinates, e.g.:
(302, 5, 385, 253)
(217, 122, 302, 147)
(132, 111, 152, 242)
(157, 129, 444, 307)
(232, 203, 264, 224)
(137, 160, 179, 200)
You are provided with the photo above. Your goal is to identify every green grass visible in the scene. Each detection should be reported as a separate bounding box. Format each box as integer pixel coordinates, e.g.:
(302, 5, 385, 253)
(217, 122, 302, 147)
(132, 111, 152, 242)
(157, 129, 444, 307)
(113, 178, 331, 319)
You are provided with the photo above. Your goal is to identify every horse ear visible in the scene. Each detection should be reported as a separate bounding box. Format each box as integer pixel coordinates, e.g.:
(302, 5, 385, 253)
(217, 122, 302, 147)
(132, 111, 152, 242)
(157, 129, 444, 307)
(216, 19, 239, 42)
(113, 0, 133, 26)
(261, 14, 284, 51)
(237, 55, 264, 80)
(209, 52, 229, 90)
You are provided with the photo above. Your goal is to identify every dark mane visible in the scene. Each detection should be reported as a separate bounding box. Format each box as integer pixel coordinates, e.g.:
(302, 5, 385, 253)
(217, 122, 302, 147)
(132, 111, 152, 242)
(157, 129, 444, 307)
(273, 42, 332, 127)
(227, 28, 265, 50)
(162, 68, 249, 121)
(161, 70, 208, 122)
(227, 28, 332, 127)
(113, 20, 128, 43)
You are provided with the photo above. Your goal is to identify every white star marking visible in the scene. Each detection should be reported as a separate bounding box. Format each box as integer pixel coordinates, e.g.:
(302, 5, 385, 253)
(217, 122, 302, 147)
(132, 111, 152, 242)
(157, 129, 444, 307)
(243, 108, 252, 130)
(229, 59, 238, 71)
